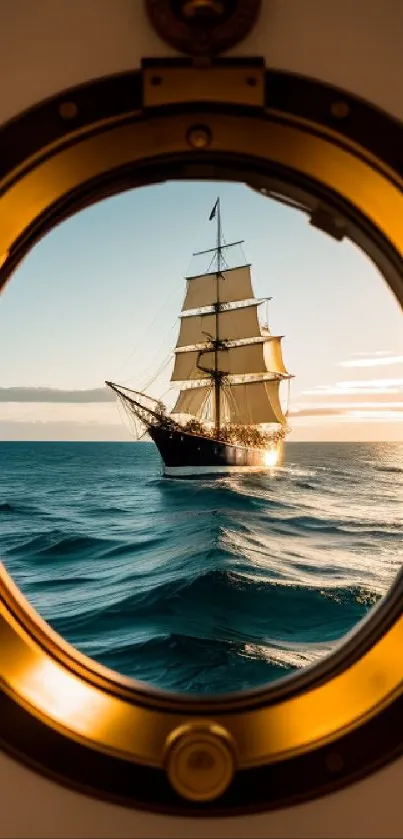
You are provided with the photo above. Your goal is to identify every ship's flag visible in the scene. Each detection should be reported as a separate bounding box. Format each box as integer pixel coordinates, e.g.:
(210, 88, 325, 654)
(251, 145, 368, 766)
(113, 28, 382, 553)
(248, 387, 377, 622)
(209, 198, 219, 220)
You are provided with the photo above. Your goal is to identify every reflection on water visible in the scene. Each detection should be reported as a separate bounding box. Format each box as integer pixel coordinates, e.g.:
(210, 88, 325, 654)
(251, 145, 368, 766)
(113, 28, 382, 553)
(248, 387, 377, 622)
(0, 441, 401, 694)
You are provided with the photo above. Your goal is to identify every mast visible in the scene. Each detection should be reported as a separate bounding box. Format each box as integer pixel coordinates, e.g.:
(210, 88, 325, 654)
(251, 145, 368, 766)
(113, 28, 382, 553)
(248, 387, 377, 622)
(214, 197, 221, 436)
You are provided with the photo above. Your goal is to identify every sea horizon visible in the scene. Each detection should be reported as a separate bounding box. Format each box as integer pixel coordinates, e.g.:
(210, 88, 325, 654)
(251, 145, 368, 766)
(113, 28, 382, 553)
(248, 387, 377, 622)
(2, 439, 403, 444)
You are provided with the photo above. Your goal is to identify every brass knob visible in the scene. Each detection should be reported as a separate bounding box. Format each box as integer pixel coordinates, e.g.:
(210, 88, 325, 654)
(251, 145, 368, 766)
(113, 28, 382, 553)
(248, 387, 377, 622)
(164, 721, 236, 802)
(181, 0, 226, 20)
(145, 0, 261, 58)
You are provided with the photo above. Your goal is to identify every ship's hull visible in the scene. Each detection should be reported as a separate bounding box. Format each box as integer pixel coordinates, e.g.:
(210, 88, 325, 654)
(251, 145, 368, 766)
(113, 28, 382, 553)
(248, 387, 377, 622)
(149, 424, 281, 477)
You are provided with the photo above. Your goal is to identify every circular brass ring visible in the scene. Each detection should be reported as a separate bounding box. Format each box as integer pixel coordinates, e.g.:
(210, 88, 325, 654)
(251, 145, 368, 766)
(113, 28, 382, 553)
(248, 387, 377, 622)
(0, 69, 402, 814)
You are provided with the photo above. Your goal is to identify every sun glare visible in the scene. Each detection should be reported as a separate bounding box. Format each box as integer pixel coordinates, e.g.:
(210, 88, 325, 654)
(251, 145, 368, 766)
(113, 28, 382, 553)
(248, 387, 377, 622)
(264, 447, 279, 468)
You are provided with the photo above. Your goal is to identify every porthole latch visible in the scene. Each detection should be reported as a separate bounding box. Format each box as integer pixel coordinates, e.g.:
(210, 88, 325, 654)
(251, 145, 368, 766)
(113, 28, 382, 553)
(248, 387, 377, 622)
(164, 721, 237, 801)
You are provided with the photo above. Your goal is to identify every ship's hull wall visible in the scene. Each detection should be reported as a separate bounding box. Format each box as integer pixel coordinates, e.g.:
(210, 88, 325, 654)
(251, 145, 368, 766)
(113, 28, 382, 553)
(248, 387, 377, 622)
(149, 425, 281, 474)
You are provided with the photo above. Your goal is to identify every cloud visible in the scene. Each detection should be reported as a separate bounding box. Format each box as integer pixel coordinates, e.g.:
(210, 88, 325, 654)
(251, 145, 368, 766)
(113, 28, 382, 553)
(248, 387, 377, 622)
(291, 373, 403, 422)
(0, 402, 121, 426)
(352, 350, 394, 357)
(302, 378, 403, 397)
(0, 421, 132, 441)
(338, 355, 403, 369)
(346, 410, 403, 419)
(290, 403, 403, 417)
(0, 387, 115, 403)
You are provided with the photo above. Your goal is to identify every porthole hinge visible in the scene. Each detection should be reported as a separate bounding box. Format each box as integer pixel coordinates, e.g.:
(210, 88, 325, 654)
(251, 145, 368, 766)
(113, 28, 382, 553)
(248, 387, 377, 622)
(141, 58, 266, 110)
(309, 207, 348, 241)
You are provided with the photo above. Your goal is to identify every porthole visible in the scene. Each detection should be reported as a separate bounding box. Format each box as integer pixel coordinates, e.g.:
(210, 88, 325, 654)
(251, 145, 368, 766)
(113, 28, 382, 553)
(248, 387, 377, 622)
(0, 66, 402, 814)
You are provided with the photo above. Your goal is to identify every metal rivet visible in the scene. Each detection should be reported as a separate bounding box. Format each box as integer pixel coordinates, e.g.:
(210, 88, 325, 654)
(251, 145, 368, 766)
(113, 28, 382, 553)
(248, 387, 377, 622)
(150, 75, 163, 86)
(164, 722, 236, 802)
(187, 125, 212, 149)
(246, 76, 257, 87)
(330, 101, 350, 119)
(59, 101, 78, 120)
(326, 751, 345, 772)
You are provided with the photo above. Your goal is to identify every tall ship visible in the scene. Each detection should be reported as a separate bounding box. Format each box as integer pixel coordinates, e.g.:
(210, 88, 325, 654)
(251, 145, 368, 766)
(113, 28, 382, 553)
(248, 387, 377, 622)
(106, 199, 293, 477)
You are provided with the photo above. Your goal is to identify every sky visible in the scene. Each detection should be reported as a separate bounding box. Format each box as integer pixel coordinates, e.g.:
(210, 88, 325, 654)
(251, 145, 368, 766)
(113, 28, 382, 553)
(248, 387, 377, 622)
(0, 180, 402, 442)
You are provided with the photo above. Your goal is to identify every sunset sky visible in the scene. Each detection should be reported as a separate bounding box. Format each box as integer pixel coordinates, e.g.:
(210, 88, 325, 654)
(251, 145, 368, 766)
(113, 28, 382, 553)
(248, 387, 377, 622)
(0, 180, 402, 442)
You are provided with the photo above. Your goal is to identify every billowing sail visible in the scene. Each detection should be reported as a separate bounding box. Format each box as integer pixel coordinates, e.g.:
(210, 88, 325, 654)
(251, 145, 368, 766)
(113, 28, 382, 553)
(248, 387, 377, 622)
(172, 334, 290, 380)
(172, 386, 230, 424)
(225, 380, 286, 425)
(172, 386, 212, 417)
(172, 341, 281, 380)
(176, 304, 262, 348)
(263, 336, 289, 376)
(172, 378, 286, 426)
(171, 351, 209, 381)
(182, 266, 253, 311)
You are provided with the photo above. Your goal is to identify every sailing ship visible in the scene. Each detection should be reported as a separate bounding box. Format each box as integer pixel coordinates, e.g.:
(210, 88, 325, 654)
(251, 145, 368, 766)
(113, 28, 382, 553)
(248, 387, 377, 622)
(106, 198, 293, 477)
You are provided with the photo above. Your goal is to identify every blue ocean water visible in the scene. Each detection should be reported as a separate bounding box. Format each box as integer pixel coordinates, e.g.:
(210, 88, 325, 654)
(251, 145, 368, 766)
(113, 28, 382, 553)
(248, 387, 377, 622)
(0, 441, 401, 694)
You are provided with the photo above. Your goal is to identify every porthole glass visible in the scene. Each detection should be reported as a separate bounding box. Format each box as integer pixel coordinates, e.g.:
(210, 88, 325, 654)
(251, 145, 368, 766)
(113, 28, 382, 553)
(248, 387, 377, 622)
(1, 179, 401, 696)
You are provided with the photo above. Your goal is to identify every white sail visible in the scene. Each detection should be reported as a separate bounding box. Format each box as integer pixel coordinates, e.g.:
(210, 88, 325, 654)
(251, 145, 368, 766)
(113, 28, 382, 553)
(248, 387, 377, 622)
(225, 380, 286, 425)
(176, 304, 262, 347)
(172, 386, 212, 417)
(172, 338, 290, 382)
(171, 351, 210, 381)
(263, 336, 289, 376)
(172, 342, 276, 380)
(182, 266, 253, 311)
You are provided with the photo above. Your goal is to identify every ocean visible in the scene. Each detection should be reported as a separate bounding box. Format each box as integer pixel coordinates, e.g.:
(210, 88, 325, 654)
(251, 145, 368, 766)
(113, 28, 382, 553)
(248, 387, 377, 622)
(0, 441, 401, 695)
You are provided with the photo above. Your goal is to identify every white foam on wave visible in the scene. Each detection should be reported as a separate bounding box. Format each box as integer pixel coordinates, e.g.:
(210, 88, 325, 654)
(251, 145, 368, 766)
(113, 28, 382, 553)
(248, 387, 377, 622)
(242, 640, 335, 669)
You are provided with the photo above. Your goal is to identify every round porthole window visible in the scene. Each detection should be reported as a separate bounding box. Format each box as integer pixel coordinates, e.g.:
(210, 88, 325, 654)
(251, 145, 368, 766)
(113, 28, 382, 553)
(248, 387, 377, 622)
(0, 65, 402, 814)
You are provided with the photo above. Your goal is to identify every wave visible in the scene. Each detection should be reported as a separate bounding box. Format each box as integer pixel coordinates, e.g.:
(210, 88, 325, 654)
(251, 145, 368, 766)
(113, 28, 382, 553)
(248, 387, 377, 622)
(0, 500, 42, 515)
(47, 566, 378, 661)
(1, 440, 401, 694)
(84, 631, 336, 694)
(4, 531, 113, 558)
(374, 464, 403, 475)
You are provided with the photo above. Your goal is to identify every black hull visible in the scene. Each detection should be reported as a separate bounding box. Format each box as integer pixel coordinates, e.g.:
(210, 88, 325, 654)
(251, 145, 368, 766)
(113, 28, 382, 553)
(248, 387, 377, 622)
(149, 424, 280, 476)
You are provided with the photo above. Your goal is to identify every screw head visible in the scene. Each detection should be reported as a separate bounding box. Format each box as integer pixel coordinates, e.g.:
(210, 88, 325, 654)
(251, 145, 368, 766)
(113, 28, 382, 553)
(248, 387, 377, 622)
(330, 101, 350, 119)
(326, 751, 345, 772)
(59, 101, 78, 120)
(187, 125, 213, 149)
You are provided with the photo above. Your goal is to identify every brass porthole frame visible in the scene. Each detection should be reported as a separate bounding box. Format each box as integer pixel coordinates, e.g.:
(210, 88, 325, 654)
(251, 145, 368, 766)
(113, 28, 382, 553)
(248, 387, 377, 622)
(0, 65, 402, 814)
